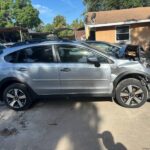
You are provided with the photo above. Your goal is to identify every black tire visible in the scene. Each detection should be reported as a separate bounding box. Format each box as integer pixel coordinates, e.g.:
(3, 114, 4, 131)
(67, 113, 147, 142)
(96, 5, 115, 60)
(115, 78, 148, 108)
(3, 83, 33, 111)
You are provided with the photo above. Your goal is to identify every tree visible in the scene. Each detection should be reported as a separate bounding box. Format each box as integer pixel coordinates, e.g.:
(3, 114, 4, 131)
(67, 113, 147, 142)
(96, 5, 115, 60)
(0, 0, 41, 28)
(43, 24, 54, 33)
(0, 0, 14, 27)
(71, 19, 84, 29)
(83, 0, 150, 12)
(52, 15, 69, 37)
(13, 0, 41, 28)
(53, 15, 67, 29)
(14, 0, 31, 9)
(36, 15, 84, 38)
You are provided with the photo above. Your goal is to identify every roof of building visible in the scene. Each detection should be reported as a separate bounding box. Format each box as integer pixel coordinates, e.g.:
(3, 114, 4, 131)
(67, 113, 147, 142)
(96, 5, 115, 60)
(87, 7, 150, 27)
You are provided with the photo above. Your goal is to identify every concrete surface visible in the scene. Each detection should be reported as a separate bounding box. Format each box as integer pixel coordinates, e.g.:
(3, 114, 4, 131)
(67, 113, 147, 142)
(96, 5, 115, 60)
(0, 98, 150, 150)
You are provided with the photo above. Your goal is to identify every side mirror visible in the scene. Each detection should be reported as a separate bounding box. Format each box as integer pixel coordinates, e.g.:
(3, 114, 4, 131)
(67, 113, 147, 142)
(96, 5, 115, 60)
(87, 56, 100, 67)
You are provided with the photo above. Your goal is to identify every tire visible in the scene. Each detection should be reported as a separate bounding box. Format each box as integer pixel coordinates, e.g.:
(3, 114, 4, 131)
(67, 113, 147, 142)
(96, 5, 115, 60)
(115, 78, 148, 108)
(3, 83, 33, 111)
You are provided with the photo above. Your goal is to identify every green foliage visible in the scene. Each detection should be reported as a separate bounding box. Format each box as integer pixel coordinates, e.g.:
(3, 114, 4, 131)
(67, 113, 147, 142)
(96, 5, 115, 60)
(42, 24, 54, 33)
(83, 0, 150, 12)
(40, 17, 84, 38)
(13, 5, 41, 28)
(71, 19, 84, 29)
(53, 15, 67, 29)
(0, 0, 13, 27)
(0, 0, 41, 28)
(14, 0, 31, 9)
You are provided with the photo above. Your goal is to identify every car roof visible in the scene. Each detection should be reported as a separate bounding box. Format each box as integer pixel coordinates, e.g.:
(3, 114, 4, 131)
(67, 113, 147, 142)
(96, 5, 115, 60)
(2, 40, 84, 54)
(1, 40, 115, 62)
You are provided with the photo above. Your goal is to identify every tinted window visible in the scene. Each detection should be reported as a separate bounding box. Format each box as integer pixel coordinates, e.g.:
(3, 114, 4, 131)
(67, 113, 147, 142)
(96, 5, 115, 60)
(5, 46, 54, 63)
(57, 44, 108, 63)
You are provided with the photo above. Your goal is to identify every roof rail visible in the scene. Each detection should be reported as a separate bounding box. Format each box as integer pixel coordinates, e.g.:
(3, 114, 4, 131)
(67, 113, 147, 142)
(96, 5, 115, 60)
(11, 38, 76, 47)
(11, 38, 55, 47)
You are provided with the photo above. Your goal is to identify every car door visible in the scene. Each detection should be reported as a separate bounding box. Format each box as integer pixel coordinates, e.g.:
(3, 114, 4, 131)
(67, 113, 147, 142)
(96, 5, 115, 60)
(5, 45, 60, 95)
(55, 44, 112, 95)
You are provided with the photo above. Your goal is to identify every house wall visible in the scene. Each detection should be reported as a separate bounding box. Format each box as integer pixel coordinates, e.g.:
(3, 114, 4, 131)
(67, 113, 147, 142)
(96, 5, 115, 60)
(131, 23, 150, 50)
(75, 30, 85, 40)
(95, 26, 116, 43)
(95, 23, 150, 50)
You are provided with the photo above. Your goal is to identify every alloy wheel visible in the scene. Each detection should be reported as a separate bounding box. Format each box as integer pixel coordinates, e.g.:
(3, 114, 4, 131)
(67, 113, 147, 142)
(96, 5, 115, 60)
(6, 88, 27, 109)
(120, 85, 144, 106)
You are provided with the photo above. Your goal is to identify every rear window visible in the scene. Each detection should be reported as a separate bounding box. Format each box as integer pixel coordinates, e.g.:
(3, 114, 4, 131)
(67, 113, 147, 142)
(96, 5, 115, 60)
(4, 45, 54, 63)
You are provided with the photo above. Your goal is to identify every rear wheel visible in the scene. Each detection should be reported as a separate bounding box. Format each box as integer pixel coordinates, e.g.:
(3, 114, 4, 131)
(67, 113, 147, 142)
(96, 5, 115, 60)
(116, 78, 148, 108)
(3, 83, 32, 111)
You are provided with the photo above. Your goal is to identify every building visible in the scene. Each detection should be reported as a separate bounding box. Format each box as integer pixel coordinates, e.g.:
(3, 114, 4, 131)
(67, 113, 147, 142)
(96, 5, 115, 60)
(85, 7, 150, 50)
(74, 27, 86, 40)
(0, 27, 29, 46)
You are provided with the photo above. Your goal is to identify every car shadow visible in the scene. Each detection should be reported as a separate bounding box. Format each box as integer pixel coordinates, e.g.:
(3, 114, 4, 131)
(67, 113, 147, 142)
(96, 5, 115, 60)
(0, 96, 127, 150)
(33, 97, 126, 150)
(33, 96, 113, 105)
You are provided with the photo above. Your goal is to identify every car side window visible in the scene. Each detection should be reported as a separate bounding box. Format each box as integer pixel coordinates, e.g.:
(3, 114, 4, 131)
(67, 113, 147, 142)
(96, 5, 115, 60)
(5, 46, 54, 63)
(57, 44, 94, 63)
(56, 44, 108, 63)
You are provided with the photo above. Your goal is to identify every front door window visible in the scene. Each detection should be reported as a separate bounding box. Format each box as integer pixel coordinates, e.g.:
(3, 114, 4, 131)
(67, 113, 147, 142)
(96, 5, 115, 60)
(57, 45, 94, 63)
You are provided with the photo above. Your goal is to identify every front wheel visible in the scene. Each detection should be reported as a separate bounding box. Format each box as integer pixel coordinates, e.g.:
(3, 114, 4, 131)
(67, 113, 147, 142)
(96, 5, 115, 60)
(3, 83, 32, 111)
(115, 78, 148, 108)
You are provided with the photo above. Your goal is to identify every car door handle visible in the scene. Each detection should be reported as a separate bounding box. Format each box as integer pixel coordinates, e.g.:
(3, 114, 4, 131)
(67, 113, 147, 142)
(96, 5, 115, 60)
(60, 68, 71, 72)
(17, 68, 27, 72)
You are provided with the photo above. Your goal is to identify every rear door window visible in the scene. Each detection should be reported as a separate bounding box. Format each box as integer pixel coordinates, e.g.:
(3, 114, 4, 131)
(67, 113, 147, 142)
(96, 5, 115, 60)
(5, 45, 54, 63)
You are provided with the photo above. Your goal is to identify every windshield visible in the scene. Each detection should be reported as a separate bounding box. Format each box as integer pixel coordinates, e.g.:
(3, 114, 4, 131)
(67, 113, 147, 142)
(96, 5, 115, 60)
(83, 42, 120, 58)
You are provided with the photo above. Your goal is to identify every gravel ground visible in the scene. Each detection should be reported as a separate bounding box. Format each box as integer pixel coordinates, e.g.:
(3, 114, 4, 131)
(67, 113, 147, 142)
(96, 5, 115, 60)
(0, 98, 150, 150)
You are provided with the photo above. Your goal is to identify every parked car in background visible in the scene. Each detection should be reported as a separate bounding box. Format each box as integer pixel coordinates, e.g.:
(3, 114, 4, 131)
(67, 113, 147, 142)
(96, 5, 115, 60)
(85, 41, 150, 66)
(0, 40, 150, 111)
(85, 41, 120, 57)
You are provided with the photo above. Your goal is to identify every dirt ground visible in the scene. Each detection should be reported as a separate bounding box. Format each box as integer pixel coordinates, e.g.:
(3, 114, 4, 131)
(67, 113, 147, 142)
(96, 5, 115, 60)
(0, 98, 150, 150)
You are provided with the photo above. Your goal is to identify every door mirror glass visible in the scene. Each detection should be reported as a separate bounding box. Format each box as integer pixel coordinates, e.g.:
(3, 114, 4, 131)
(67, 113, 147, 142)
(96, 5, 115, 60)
(87, 56, 100, 67)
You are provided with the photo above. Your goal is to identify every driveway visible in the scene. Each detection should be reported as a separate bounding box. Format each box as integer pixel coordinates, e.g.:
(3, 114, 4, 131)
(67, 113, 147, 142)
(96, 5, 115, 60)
(0, 98, 150, 150)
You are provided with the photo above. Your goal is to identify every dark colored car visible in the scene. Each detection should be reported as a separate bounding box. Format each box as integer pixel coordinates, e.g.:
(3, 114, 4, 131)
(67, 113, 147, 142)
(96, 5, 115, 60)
(85, 41, 120, 57)
(85, 41, 150, 66)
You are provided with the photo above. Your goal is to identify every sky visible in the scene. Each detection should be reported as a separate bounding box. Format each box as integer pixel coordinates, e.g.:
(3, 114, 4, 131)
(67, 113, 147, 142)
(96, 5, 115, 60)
(32, 0, 84, 25)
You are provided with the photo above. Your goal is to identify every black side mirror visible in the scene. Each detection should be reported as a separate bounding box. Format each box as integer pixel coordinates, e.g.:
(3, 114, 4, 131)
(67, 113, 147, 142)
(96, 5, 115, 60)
(87, 56, 100, 67)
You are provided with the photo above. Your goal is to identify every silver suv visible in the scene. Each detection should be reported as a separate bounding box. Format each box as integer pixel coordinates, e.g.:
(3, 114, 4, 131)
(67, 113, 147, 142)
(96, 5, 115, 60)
(0, 40, 150, 110)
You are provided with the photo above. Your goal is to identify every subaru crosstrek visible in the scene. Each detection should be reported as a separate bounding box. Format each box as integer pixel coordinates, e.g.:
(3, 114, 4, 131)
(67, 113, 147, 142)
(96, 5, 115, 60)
(0, 40, 150, 110)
